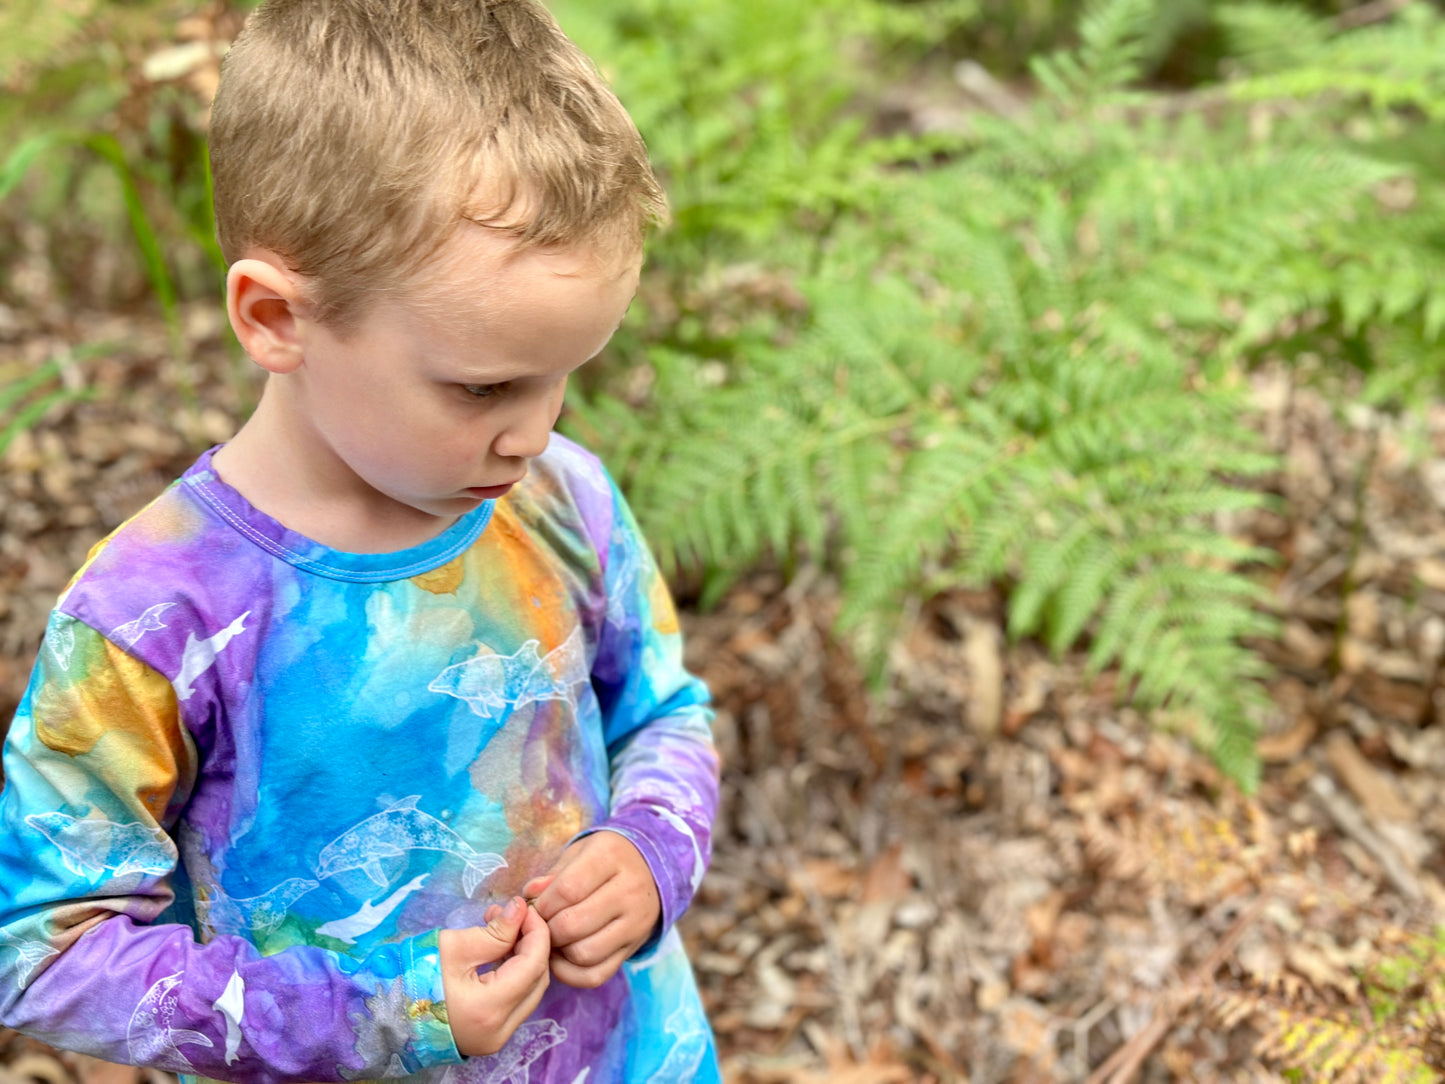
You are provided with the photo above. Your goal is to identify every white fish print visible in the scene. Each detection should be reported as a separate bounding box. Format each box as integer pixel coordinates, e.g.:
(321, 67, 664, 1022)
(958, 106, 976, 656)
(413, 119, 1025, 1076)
(316, 797, 506, 897)
(0, 929, 59, 990)
(25, 812, 174, 878)
(316, 874, 428, 944)
(112, 602, 177, 649)
(173, 610, 251, 701)
(127, 971, 214, 1073)
(200, 877, 318, 937)
(644, 1004, 709, 1084)
(212, 971, 245, 1066)
(429, 627, 587, 729)
(443, 1019, 566, 1084)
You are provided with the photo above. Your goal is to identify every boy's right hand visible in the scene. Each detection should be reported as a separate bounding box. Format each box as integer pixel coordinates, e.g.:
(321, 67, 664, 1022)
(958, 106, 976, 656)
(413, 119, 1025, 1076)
(438, 896, 551, 1057)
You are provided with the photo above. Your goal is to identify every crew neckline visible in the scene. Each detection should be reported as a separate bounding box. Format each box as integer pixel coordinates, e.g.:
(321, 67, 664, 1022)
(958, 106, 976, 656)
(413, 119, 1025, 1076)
(181, 446, 496, 583)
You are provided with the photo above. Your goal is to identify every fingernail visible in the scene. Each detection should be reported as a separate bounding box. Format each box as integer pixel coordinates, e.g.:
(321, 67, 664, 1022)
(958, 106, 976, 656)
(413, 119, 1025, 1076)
(503, 896, 524, 921)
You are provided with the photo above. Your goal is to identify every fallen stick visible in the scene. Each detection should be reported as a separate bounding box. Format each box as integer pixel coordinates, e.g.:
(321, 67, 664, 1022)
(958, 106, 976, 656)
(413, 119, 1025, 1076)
(1085, 893, 1270, 1084)
(1307, 774, 1424, 904)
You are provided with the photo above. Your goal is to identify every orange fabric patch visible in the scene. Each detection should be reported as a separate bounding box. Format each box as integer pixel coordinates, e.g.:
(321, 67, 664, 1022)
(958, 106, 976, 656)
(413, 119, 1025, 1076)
(411, 557, 466, 595)
(35, 637, 190, 818)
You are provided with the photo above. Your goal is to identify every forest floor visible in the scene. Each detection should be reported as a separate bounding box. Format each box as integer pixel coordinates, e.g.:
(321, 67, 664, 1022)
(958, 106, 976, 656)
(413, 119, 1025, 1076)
(2, 301, 1444, 1083)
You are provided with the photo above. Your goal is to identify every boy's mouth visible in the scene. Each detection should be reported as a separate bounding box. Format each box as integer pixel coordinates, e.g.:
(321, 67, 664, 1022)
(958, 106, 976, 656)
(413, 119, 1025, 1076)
(466, 483, 516, 500)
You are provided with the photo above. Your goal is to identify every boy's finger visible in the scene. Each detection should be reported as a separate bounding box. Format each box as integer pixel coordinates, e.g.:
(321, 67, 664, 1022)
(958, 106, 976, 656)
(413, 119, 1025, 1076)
(543, 892, 621, 948)
(446, 896, 528, 968)
(550, 943, 629, 989)
(531, 861, 611, 920)
(521, 873, 555, 901)
(489, 957, 552, 1038)
(553, 914, 629, 968)
(483, 896, 528, 936)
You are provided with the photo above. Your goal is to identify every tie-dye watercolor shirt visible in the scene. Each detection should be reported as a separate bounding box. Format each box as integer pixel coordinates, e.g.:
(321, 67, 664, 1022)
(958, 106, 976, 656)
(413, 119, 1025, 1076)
(0, 436, 721, 1084)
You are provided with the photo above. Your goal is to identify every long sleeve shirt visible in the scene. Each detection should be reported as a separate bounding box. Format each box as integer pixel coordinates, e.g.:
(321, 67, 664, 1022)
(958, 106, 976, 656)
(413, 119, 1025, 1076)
(0, 436, 721, 1084)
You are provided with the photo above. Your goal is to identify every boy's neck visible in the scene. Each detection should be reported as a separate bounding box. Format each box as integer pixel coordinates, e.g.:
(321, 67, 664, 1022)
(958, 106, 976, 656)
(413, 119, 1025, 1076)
(213, 388, 461, 555)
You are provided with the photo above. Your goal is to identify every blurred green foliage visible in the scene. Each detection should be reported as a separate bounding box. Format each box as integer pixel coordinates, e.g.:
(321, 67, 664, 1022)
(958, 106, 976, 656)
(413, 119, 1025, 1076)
(3, 0, 1444, 789)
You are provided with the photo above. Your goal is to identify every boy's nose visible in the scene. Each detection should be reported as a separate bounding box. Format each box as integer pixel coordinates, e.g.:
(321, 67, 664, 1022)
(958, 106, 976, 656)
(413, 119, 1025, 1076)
(493, 404, 556, 461)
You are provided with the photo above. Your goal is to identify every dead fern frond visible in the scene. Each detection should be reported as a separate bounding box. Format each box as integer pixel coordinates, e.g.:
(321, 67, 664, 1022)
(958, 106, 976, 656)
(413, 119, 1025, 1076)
(1205, 927, 1445, 1084)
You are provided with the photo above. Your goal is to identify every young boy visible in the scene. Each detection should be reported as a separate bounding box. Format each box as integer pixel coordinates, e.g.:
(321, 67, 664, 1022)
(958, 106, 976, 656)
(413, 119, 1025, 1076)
(0, 1, 721, 1081)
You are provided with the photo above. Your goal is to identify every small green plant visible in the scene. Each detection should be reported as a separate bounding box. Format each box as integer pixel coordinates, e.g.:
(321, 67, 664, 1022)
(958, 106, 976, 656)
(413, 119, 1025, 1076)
(0, 1, 234, 329)
(0, 344, 108, 460)
(2, 133, 183, 341)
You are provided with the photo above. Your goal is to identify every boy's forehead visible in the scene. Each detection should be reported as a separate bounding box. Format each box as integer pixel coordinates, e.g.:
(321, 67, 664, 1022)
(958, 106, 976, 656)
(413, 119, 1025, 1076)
(419, 223, 642, 302)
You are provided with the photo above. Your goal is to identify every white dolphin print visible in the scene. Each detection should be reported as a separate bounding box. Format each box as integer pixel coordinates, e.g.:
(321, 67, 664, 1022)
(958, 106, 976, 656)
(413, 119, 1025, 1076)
(200, 877, 319, 937)
(0, 930, 59, 990)
(429, 627, 588, 728)
(127, 971, 214, 1072)
(173, 610, 251, 701)
(212, 971, 245, 1066)
(25, 812, 174, 878)
(316, 874, 429, 944)
(316, 797, 506, 897)
(112, 602, 177, 648)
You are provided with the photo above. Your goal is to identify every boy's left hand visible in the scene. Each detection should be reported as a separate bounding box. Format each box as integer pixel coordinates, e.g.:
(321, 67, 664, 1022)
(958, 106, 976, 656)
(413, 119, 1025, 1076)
(522, 832, 661, 988)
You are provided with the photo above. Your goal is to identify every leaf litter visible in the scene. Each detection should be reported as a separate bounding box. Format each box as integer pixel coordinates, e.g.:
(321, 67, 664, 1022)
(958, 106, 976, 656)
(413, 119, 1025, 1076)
(3, 310, 1445, 1082)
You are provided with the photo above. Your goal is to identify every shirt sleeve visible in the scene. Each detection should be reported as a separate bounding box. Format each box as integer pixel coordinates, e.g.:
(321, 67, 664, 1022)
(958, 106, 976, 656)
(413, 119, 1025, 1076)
(0, 614, 462, 1083)
(584, 477, 720, 950)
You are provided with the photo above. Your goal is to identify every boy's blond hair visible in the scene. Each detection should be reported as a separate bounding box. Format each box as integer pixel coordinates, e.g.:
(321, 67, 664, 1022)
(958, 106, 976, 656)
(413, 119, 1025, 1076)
(209, 0, 665, 328)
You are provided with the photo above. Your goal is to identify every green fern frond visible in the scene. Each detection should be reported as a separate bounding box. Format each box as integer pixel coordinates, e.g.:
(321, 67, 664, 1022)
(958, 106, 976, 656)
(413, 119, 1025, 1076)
(1031, 0, 1158, 102)
(1215, 3, 1332, 73)
(1226, 2, 1445, 116)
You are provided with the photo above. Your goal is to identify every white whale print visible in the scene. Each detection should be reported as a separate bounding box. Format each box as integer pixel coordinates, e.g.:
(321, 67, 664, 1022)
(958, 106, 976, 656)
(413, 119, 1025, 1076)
(316, 797, 506, 897)
(25, 812, 174, 878)
(316, 874, 429, 944)
(127, 971, 214, 1072)
(173, 611, 250, 701)
(112, 602, 177, 648)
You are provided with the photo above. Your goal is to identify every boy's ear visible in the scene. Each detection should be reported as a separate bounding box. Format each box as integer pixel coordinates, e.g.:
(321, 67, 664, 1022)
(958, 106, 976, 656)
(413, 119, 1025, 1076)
(227, 255, 308, 374)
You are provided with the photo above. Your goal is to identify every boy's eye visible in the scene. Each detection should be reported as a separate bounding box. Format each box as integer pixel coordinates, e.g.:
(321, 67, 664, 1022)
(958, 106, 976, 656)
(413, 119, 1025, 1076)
(460, 382, 504, 400)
